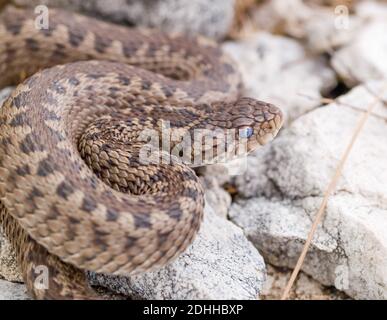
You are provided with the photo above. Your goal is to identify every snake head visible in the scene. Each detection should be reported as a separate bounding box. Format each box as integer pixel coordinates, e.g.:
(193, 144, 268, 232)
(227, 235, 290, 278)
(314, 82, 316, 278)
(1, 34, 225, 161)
(195, 97, 283, 165)
(231, 97, 284, 153)
(208, 97, 283, 157)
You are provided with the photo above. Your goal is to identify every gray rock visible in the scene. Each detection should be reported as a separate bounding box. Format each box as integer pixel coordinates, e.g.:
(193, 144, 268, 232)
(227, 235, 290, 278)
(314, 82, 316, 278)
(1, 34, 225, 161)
(0, 231, 22, 283)
(222, 32, 336, 123)
(251, 0, 361, 53)
(357, 0, 387, 21)
(89, 205, 266, 300)
(332, 2, 387, 86)
(13, 0, 235, 40)
(0, 87, 12, 105)
(261, 264, 349, 300)
(230, 81, 387, 299)
(0, 280, 29, 300)
(201, 176, 232, 219)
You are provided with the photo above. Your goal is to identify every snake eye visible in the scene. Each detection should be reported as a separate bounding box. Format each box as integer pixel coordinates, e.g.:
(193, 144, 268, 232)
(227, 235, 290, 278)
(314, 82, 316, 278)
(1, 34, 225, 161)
(239, 127, 254, 139)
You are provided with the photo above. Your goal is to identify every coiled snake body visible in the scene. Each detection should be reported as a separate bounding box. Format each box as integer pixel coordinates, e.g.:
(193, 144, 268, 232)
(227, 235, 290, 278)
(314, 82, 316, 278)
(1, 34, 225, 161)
(0, 6, 283, 299)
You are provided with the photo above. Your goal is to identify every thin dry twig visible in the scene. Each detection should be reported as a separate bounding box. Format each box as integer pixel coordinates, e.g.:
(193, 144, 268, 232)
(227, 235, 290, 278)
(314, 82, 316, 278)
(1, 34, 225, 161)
(281, 82, 387, 300)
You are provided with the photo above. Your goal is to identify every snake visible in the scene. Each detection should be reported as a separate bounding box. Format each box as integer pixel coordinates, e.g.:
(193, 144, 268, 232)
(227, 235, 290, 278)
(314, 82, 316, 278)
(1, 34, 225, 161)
(0, 6, 283, 299)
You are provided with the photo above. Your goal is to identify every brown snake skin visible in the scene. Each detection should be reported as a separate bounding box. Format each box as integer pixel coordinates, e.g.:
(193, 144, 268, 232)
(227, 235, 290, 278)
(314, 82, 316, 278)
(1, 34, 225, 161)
(0, 6, 283, 299)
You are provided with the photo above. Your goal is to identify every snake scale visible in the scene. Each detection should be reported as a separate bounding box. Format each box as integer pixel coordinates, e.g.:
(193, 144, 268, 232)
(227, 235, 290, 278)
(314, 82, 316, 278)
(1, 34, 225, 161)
(0, 6, 283, 299)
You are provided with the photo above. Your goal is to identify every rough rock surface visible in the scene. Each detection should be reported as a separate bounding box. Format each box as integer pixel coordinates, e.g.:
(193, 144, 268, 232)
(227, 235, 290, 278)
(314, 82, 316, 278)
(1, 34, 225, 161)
(261, 265, 349, 300)
(201, 176, 232, 219)
(0, 87, 12, 104)
(13, 0, 235, 40)
(332, 20, 387, 86)
(0, 280, 29, 300)
(230, 81, 387, 299)
(222, 32, 336, 123)
(356, 0, 387, 22)
(0, 231, 22, 283)
(330, 1, 387, 86)
(251, 0, 362, 52)
(89, 205, 266, 300)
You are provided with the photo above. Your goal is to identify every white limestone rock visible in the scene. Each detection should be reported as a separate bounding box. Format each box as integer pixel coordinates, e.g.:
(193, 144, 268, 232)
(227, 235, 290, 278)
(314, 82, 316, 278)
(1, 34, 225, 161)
(89, 205, 266, 300)
(332, 18, 387, 86)
(261, 264, 349, 300)
(14, 0, 235, 40)
(356, 0, 387, 21)
(230, 81, 387, 299)
(251, 0, 361, 52)
(222, 32, 336, 123)
(0, 231, 22, 283)
(0, 87, 12, 105)
(0, 280, 29, 300)
(201, 176, 232, 219)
